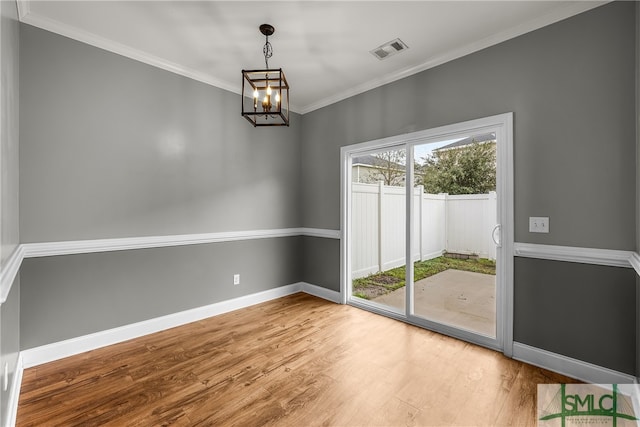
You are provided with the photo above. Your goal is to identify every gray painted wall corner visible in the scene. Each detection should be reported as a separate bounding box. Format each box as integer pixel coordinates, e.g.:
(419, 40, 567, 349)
(20, 237, 303, 349)
(6, 0, 640, 397)
(301, 1, 637, 375)
(302, 236, 340, 292)
(19, 23, 303, 243)
(301, 2, 636, 251)
(17, 22, 307, 353)
(1, 0, 20, 424)
(1, 0, 20, 267)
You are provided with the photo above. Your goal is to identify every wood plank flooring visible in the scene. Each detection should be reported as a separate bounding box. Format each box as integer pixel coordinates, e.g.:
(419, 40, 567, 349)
(17, 293, 579, 426)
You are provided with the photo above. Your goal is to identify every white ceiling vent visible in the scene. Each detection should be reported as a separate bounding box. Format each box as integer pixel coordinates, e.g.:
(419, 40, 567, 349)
(370, 38, 409, 60)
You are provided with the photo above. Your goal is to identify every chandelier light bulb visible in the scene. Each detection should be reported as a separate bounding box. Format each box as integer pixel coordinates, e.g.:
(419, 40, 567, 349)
(241, 23, 289, 126)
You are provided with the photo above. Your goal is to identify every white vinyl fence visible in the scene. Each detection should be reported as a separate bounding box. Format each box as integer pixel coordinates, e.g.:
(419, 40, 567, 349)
(352, 182, 497, 279)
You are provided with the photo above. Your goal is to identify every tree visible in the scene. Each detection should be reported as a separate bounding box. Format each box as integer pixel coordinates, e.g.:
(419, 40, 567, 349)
(371, 150, 406, 186)
(419, 141, 495, 195)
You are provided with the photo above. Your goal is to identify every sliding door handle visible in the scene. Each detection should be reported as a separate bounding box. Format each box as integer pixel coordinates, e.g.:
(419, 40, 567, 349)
(492, 224, 502, 248)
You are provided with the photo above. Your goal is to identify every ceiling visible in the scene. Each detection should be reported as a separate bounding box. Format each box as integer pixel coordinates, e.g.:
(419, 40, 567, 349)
(17, 1, 607, 114)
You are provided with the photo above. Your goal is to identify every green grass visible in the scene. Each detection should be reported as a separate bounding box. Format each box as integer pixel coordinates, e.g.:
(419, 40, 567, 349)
(352, 291, 370, 300)
(352, 256, 495, 299)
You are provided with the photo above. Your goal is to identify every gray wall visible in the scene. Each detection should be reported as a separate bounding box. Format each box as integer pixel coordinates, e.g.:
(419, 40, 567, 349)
(9, 0, 640, 380)
(514, 258, 636, 375)
(20, 24, 302, 243)
(18, 24, 304, 349)
(0, 0, 20, 424)
(21, 238, 301, 348)
(302, 236, 339, 292)
(302, 2, 635, 250)
(301, 2, 637, 372)
(1, 0, 19, 264)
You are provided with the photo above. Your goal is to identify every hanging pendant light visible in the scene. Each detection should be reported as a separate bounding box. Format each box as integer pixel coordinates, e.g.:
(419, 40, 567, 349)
(241, 24, 290, 127)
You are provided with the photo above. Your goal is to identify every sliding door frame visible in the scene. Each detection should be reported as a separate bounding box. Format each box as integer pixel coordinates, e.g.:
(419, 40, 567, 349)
(340, 113, 514, 356)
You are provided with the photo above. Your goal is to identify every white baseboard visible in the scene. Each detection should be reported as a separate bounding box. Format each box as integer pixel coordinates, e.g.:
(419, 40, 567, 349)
(13, 295, 638, 425)
(11, 282, 339, 425)
(21, 283, 299, 368)
(513, 342, 636, 384)
(6, 353, 23, 427)
(20, 282, 340, 369)
(300, 282, 342, 304)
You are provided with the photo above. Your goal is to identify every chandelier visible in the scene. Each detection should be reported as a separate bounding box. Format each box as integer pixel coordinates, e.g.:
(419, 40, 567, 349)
(241, 24, 290, 127)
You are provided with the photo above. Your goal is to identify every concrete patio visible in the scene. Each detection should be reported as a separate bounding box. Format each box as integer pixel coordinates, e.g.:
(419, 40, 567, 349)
(371, 269, 496, 337)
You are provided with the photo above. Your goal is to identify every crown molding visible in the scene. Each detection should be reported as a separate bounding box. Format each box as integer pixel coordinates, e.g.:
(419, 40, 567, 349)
(17, 7, 240, 94)
(16, 2, 307, 113)
(17, 0, 606, 115)
(300, 1, 608, 114)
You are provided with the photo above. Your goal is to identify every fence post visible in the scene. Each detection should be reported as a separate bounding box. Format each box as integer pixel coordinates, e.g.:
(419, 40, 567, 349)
(441, 193, 449, 256)
(378, 181, 384, 273)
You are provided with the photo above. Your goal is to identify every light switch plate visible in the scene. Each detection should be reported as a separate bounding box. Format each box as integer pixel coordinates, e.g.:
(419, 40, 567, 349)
(529, 217, 549, 233)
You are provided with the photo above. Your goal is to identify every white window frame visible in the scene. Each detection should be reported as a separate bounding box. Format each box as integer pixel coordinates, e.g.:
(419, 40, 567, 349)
(340, 112, 514, 355)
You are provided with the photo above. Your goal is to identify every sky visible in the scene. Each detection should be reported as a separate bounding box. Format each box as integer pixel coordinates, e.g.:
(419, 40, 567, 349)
(413, 137, 465, 165)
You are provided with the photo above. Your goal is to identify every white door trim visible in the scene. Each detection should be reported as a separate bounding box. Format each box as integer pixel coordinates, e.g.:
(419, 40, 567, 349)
(340, 113, 514, 356)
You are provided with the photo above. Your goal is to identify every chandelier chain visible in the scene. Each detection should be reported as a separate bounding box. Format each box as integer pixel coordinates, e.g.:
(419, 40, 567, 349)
(241, 23, 289, 126)
(263, 35, 273, 69)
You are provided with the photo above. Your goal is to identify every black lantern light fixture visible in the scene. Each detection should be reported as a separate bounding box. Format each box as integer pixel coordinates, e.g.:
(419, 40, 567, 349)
(241, 24, 290, 127)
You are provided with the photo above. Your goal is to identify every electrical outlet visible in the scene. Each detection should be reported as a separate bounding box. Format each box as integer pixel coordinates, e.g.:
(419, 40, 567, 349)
(233, 274, 240, 285)
(529, 216, 549, 233)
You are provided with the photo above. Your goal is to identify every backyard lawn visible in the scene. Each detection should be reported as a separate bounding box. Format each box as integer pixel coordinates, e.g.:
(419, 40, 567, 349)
(352, 256, 496, 300)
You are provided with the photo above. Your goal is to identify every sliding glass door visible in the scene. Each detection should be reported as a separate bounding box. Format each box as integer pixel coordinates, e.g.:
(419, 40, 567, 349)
(343, 114, 513, 353)
(408, 134, 498, 343)
(350, 147, 407, 315)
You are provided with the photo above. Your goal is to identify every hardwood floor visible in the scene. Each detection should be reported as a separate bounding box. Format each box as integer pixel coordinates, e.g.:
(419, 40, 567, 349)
(17, 293, 578, 426)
